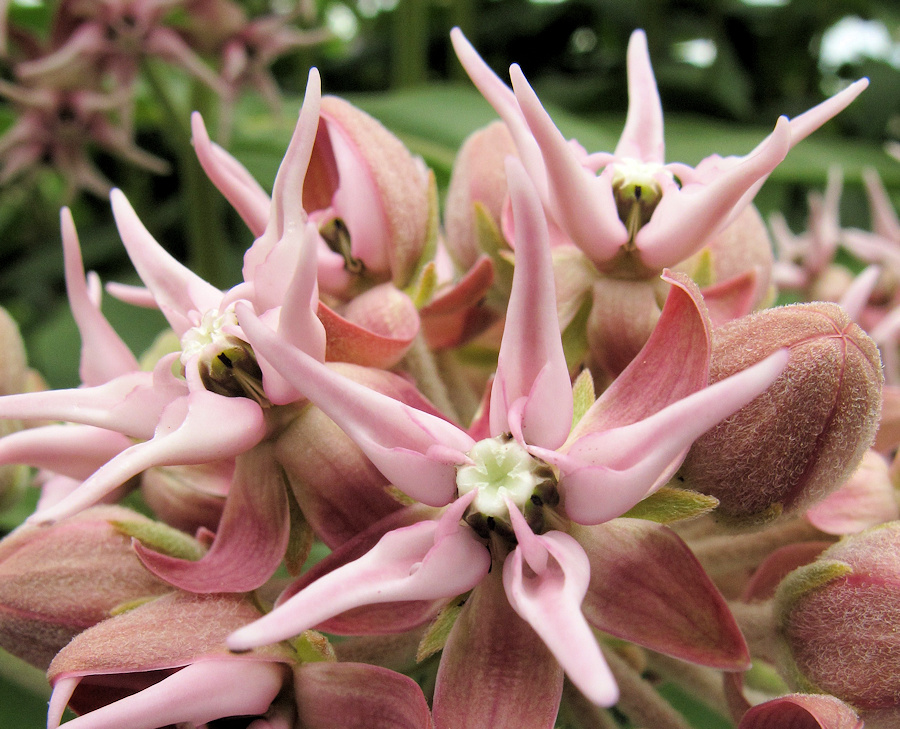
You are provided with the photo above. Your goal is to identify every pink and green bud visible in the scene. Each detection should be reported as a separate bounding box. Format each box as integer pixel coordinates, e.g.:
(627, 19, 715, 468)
(774, 523, 900, 725)
(681, 302, 883, 523)
(0, 506, 171, 669)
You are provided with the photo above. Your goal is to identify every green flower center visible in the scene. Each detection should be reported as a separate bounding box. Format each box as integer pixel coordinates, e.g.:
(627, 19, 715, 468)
(610, 159, 672, 241)
(457, 436, 545, 518)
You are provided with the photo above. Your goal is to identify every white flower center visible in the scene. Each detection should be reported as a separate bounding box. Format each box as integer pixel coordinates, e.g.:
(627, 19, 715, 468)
(456, 436, 544, 518)
(180, 308, 238, 367)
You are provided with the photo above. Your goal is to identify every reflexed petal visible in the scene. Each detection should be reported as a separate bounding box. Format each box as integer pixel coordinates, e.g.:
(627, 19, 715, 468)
(48, 659, 284, 729)
(701, 269, 759, 327)
(490, 158, 572, 449)
(838, 265, 880, 321)
(785, 79, 868, 149)
(110, 189, 222, 336)
(539, 350, 789, 524)
(61, 208, 138, 386)
(575, 518, 750, 669)
(294, 663, 432, 729)
(862, 167, 900, 241)
(134, 444, 290, 593)
(238, 303, 472, 505)
(433, 565, 563, 729)
(30, 391, 266, 524)
(503, 507, 618, 706)
(615, 30, 665, 164)
(0, 424, 131, 480)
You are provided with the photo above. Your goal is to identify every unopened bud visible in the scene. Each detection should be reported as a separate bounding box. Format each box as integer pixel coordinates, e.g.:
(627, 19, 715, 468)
(681, 303, 882, 524)
(774, 522, 900, 726)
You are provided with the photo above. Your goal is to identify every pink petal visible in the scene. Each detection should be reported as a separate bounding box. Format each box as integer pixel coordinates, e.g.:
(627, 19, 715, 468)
(30, 391, 266, 524)
(145, 26, 229, 95)
(238, 303, 472, 505)
(134, 444, 289, 593)
(741, 542, 832, 601)
(575, 518, 751, 670)
(539, 350, 789, 525)
(227, 494, 489, 651)
(863, 167, 900, 241)
(738, 694, 864, 729)
(48, 659, 284, 729)
(614, 30, 665, 164)
(636, 117, 791, 270)
(433, 566, 564, 729)
(510, 64, 629, 266)
(701, 269, 759, 327)
(838, 265, 881, 321)
(103, 282, 157, 309)
(503, 507, 618, 706)
(110, 189, 223, 336)
(61, 208, 139, 386)
(490, 158, 572, 449)
(294, 663, 433, 729)
(786, 78, 869, 149)
(0, 424, 132, 479)
(191, 112, 270, 238)
(420, 255, 497, 350)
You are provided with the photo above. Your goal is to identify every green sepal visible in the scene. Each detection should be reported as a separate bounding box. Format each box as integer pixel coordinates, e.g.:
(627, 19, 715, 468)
(561, 294, 592, 374)
(409, 260, 438, 309)
(403, 169, 440, 291)
(622, 487, 719, 523)
(292, 630, 337, 663)
(743, 659, 790, 695)
(774, 559, 853, 621)
(110, 519, 206, 561)
(473, 202, 513, 300)
(417, 596, 466, 663)
(285, 484, 313, 576)
(689, 248, 715, 289)
(109, 594, 165, 617)
(571, 368, 596, 429)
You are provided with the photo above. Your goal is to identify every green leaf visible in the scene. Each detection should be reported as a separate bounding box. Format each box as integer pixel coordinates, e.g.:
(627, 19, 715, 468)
(417, 598, 465, 663)
(622, 487, 719, 524)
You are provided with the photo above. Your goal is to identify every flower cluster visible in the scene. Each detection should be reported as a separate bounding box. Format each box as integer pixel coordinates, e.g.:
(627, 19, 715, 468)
(0, 25, 895, 729)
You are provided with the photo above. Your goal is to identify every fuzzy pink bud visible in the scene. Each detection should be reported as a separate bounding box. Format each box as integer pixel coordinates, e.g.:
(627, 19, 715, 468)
(0, 506, 171, 669)
(774, 523, 900, 727)
(681, 302, 882, 523)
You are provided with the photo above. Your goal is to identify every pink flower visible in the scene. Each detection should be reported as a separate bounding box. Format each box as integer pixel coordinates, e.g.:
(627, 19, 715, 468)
(227, 157, 788, 710)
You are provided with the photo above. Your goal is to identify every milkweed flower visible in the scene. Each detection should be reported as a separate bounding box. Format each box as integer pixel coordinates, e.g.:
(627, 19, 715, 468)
(227, 158, 788, 712)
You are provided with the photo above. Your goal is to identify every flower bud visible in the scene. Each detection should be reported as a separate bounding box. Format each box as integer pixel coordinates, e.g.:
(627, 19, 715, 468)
(0, 506, 171, 669)
(681, 303, 883, 523)
(774, 522, 900, 726)
(140, 461, 229, 534)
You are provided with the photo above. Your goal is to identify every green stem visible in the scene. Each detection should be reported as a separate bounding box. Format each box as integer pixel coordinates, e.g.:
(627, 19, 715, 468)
(402, 333, 462, 425)
(391, 0, 429, 88)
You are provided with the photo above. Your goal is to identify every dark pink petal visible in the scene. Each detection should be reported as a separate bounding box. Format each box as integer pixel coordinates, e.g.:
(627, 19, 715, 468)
(510, 64, 628, 266)
(145, 26, 229, 95)
(701, 269, 759, 327)
(191, 112, 270, 238)
(61, 208, 138, 386)
(742, 542, 832, 601)
(0, 424, 131, 479)
(738, 694, 864, 729)
(614, 30, 665, 164)
(110, 189, 223, 336)
(48, 659, 284, 729)
(575, 518, 750, 670)
(294, 663, 432, 729)
(504, 506, 617, 706)
(490, 158, 572, 449)
(227, 495, 489, 651)
(544, 350, 788, 525)
(238, 303, 472, 506)
(134, 444, 289, 593)
(433, 566, 564, 729)
(420, 255, 497, 350)
(30, 391, 266, 524)
(636, 117, 791, 270)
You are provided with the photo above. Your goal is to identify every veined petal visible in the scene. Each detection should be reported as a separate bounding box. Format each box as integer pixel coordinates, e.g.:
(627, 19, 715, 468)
(134, 444, 289, 593)
(636, 117, 791, 270)
(29, 391, 266, 524)
(61, 208, 138, 386)
(227, 496, 490, 651)
(615, 30, 664, 164)
(490, 158, 572, 449)
(48, 659, 285, 729)
(0, 424, 132, 479)
(510, 65, 628, 266)
(191, 112, 270, 238)
(238, 303, 473, 505)
(503, 507, 618, 706)
(537, 350, 789, 525)
(110, 189, 223, 337)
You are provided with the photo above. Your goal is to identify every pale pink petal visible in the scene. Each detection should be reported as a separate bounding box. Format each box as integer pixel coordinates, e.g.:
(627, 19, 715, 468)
(636, 117, 791, 269)
(237, 303, 473, 505)
(145, 27, 229, 95)
(29, 391, 266, 524)
(103, 282, 158, 309)
(134, 444, 289, 593)
(191, 112, 270, 238)
(61, 208, 139, 386)
(614, 30, 664, 164)
(490, 158, 572, 449)
(786, 78, 869, 148)
(510, 65, 628, 265)
(862, 167, 900, 241)
(0, 424, 131, 479)
(48, 659, 284, 729)
(227, 495, 489, 651)
(110, 189, 223, 336)
(838, 265, 881, 321)
(503, 506, 617, 706)
(537, 350, 789, 524)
